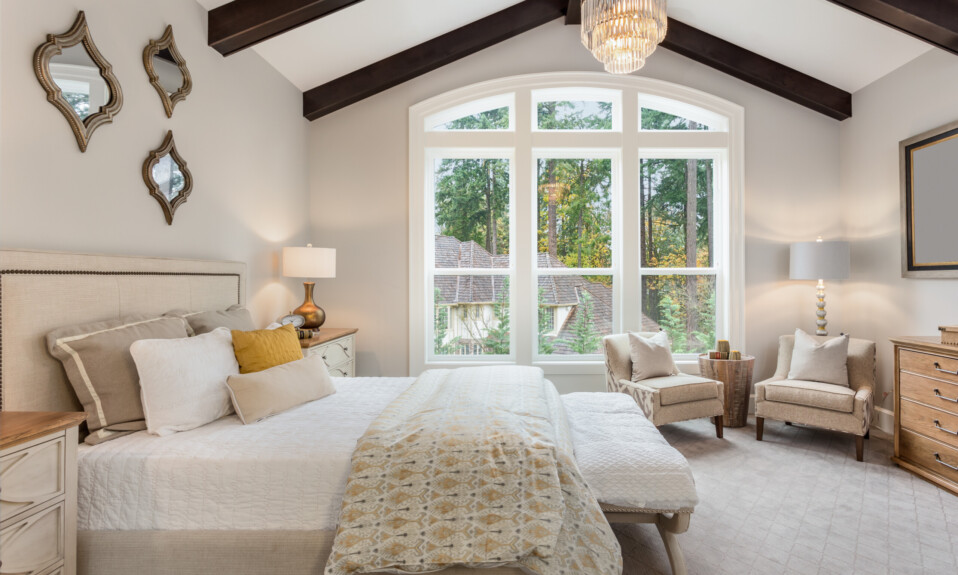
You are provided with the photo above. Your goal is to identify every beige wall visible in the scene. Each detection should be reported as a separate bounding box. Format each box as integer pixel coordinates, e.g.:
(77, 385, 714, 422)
(308, 21, 844, 389)
(0, 0, 310, 326)
(840, 49, 958, 432)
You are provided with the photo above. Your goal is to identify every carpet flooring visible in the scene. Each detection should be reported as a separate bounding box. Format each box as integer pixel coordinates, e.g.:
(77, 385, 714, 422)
(615, 417, 958, 575)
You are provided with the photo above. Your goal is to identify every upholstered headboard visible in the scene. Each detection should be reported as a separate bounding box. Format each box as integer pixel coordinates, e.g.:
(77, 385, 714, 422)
(0, 249, 246, 412)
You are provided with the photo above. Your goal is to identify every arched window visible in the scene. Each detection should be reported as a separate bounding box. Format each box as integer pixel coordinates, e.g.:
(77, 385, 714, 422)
(410, 72, 744, 375)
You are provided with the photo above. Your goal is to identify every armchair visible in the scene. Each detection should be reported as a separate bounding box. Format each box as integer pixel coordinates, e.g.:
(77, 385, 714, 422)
(603, 333, 725, 438)
(755, 334, 876, 461)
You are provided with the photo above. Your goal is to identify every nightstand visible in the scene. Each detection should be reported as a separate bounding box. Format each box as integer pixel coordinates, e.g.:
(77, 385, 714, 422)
(1, 411, 86, 575)
(301, 328, 357, 377)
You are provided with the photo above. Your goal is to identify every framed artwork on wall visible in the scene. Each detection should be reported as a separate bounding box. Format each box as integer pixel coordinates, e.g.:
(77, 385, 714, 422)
(901, 119, 958, 278)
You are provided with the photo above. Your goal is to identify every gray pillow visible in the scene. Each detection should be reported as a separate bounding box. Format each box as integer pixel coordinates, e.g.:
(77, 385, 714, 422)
(226, 354, 335, 424)
(47, 315, 191, 444)
(629, 331, 679, 382)
(167, 305, 255, 335)
(787, 329, 849, 387)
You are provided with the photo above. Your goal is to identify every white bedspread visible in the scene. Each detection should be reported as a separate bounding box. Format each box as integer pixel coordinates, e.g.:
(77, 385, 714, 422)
(562, 392, 699, 512)
(78, 380, 697, 532)
(78, 377, 415, 531)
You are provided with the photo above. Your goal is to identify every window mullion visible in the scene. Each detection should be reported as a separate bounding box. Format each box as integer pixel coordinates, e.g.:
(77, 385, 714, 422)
(514, 88, 534, 366)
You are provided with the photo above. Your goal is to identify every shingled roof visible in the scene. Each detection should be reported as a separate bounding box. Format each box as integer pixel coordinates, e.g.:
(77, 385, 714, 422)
(433, 236, 661, 343)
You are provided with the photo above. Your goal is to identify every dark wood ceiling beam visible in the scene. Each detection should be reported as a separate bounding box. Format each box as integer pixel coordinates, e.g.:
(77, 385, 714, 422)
(826, 0, 958, 56)
(209, 0, 365, 56)
(566, 13, 851, 120)
(303, 0, 567, 120)
(565, 0, 581, 26)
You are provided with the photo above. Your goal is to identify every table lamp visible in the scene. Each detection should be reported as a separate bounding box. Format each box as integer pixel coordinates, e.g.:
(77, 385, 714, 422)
(283, 244, 336, 329)
(789, 237, 849, 336)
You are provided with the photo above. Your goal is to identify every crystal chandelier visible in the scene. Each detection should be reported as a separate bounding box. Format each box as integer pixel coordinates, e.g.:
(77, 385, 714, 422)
(581, 0, 668, 75)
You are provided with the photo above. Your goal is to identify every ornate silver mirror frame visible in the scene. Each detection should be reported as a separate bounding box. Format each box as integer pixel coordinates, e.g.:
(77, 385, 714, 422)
(143, 131, 193, 225)
(34, 11, 123, 152)
(143, 25, 192, 118)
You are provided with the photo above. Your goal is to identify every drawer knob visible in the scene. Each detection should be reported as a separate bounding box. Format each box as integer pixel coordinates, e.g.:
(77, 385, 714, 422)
(933, 419, 958, 436)
(934, 362, 958, 376)
(934, 452, 958, 472)
(933, 388, 958, 403)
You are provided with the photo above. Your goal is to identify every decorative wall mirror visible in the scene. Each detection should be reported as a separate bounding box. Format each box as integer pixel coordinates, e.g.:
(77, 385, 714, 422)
(34, 11, 123, 152)
(901, 119, 958, 278)
(143, 131, 193, 225)
(143, 25, 192, 118)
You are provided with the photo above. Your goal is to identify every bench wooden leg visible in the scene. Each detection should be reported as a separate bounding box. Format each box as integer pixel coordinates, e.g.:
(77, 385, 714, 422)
(656, 513, 690, 575)
(756, 417, 764, 441)
(714, 415, 723, 439)
(856, 435, 864, 462)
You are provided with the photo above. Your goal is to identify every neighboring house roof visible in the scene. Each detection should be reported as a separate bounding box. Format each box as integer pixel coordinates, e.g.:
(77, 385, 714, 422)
(433, 236, 661, 343)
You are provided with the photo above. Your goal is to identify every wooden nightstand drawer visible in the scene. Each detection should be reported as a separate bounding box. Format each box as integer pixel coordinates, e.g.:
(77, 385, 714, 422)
(0, 499, 64, 575)
(0, 435, 65, 521)
(900, 372, 958, 416)
(900, 349, 958, 387)
(900, 429, 958, 486)
(900, 399, 958, 449)
(309, 335, 354, 367)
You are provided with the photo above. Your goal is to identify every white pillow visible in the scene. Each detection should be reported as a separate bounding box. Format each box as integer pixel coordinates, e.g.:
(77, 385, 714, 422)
(787, 328, 849, 387)
(131, 327, 239, 436)
(226, 354, 336, 424)
(629, 331, 679, 382)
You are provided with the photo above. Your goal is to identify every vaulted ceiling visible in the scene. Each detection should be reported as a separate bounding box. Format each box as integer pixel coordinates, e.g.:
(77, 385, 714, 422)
(197, 0, 945, 121)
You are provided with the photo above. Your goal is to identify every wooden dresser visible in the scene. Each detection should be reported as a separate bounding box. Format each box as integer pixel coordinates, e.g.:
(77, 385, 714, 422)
(892, 337, 958, 495)
(301, 328, 357, 377)
(0, 412, 86, 575)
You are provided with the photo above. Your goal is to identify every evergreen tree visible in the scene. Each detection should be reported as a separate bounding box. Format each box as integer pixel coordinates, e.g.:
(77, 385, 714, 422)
(482, 278, 510, 354)
(538, 288, 557, 355)
(569, 291, 601, 354)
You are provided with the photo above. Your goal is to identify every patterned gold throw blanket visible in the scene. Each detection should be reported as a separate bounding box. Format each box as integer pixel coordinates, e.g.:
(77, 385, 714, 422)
(325, 366, 622, 575)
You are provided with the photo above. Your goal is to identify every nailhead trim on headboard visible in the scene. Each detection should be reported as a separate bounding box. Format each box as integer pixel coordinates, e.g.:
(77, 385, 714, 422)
(0, 270, 242, 411)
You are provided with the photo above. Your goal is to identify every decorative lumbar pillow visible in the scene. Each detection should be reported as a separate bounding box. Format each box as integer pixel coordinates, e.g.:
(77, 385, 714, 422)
(226, 354, 335, 424)
(166, 304, 255, 335)
(130, 327, 239, 436)
(47, 315, 191, 445)
(231, 323, 303, 374)
(628, 331, 679, 382)
(787, 328, 850, 387)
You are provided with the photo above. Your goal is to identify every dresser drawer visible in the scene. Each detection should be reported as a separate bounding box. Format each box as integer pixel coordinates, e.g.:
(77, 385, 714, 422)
(36, 562, 64, 575)
(309, 335, 354, 367)
(0, 499, 64, 575)
(0, 435, 64, 521)
(900, 348, 958, 386)
(900, 372, 958, 416)
(901, 399, 958, 449)
(327, 362, 354, 378)
(900, 429, 958, 486)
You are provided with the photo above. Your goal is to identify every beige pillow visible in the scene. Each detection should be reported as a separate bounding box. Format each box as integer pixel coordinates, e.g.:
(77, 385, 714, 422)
(226, 354, 335, 424)
(629, 331, 679, 382)
(788, 329, 849, 386)
(166, 305, 255, 335)
(47, 315, 191, 444)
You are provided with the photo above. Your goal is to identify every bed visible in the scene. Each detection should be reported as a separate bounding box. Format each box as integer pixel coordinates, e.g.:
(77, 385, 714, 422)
(0, 249, 697, 575)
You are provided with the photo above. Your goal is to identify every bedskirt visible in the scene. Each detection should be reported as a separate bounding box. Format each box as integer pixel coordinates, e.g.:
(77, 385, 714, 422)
(78, 530, 529, 575)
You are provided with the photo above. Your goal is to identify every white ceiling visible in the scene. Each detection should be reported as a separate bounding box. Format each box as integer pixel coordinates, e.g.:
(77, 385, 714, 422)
(198, 0, 932, 94)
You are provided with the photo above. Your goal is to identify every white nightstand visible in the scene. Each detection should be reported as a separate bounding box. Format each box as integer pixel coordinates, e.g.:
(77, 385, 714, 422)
(1, 412, 86, 575)
(301, 328, 357, 377)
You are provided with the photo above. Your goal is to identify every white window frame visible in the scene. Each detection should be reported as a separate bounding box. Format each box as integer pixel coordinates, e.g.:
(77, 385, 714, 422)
(410, 72, 745, 376)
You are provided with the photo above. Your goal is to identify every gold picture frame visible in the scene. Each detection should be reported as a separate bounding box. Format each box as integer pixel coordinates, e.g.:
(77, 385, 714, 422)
(33, 11, 123, 152)
(143, 25, 192, 118)
(900, 119, 958, 278)
(143, 131, 193, 225)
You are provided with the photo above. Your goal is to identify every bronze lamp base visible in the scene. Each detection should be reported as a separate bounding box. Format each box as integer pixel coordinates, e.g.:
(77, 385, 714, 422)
(294, 281, 326, 329)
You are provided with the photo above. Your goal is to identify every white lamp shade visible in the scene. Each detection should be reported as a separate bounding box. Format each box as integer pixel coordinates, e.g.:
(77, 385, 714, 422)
(789, 241, 850, 280)
(283, 246, 336, 279)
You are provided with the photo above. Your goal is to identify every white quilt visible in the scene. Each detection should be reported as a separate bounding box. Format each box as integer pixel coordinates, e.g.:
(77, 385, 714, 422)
(78, 379, 697, 531)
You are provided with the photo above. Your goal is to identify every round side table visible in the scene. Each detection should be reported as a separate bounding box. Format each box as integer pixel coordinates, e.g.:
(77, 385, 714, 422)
(698, 354, 755, 428)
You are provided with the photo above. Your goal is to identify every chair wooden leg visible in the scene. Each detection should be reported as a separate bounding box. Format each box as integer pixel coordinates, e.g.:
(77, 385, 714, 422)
(856, 435, 864, 462)
(785, 421, 792, 426)
(714, 415, 724, 439)
(865, 429, 870, 440)
(756, 417, 764, 441)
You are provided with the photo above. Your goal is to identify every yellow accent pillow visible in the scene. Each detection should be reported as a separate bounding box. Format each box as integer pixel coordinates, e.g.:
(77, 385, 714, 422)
(231, 324, 304, 374)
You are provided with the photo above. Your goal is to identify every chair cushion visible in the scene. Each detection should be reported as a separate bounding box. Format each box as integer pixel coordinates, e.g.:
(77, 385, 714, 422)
(763, 379, 856, 413)
(638, 374, 720, 406)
